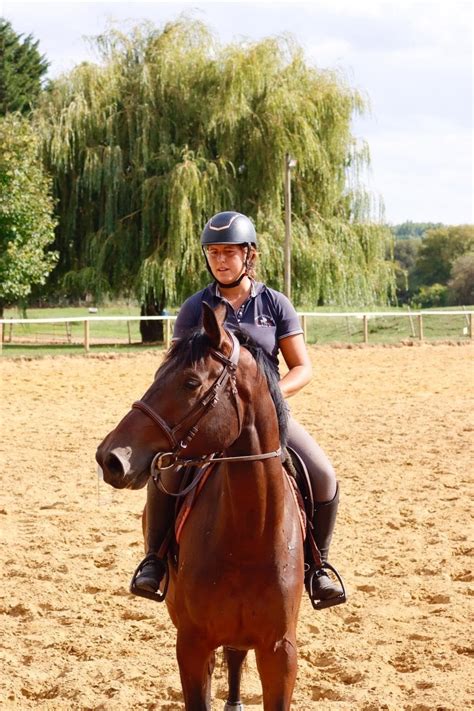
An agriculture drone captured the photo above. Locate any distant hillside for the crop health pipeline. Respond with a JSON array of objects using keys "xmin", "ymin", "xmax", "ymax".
[{"xmin": 390, "ymin": 221, "xmax": 444, "ymax": 239}]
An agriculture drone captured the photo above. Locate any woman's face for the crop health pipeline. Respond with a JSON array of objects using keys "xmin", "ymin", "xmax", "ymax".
[{"xmin": 206, "ymin": 244, "xmax": 247, "ymax": 284}]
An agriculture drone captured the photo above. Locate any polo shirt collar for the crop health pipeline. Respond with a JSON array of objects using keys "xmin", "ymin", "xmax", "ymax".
[{"xmin": 212, "ymin": 280, "xmax": 262, "ymax": 299}]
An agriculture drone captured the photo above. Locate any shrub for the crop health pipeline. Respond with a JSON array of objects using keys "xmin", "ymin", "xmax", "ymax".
[{"xmin": 411, "ymin": 283, "xmax": 449, "ymax": 309}]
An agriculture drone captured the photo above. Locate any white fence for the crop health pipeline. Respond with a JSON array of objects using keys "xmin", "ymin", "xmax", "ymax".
[
  {"xmin": 0, "ymin": 315, "xmax": 175, "ymax": 353},
  {"xmin": 0, "ymin": 310, "xmax": 472, "ymax": 353},
  {"xmin": 297, "ymin": 310, "xmax": 474, "ymax": 345}
]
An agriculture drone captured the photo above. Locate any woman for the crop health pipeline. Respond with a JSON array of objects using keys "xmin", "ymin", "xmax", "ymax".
[{"xmin": 134, "ymin": 211, "xmax": 344, "ymax": 607}]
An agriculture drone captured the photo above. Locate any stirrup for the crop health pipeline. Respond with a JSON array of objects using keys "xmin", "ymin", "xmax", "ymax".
[
  {"xmin": 129, "ymin": 554, "xmax": 169, "ymax": 603},
  {"xmin": 306, "ymin": 561, "xmax": 347, "ymax": 611}
]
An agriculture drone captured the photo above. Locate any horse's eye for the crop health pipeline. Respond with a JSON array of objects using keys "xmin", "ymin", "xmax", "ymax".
[{"xmin": 184, "ymin": 379, "xmax": 201, "ymax": 390}]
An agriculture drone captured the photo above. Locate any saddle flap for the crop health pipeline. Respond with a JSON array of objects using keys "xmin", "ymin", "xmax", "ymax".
[{"xmin": 284, "ymin": 446, "xmax": 315, "ymax": 521}]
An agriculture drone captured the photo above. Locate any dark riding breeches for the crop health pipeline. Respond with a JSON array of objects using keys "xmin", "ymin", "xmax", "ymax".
[{"xmin": 287, "ymin": 417, "xmax": 337, "ymax": 503}]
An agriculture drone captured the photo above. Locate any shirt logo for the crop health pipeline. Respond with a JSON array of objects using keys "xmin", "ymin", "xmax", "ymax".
[{"xmin": 255, "ymin": 314, "xmax": 275, "ymax": 327}]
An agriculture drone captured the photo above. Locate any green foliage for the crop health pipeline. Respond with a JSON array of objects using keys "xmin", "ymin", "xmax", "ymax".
[
  {"xmin": 393, "ymin": 238, "xmax": 422, "ymax": 304},
  {"xmin": 412, "ymin": 225, "xmax": 474, "ymax": 289},
  {"xmin": 0, "ymin": 113, "xmax": 58, "ymax": 314},
  {"xmin": 394, "ymin": 238, "xmax": 421, "ymax": 272},
  {"xmin": 448, "ymin": 252, "xmax": 474, "ymax": 305},
  {"xmin": 34, "ymin": 18, "xmax": 394, "ymax": 311},
  {"xmin": 0, "ymin": 19, "xmax": 49, "ymax": 115},
  {"xmin": 391, "ymin": 226, "xmax": 474, "ymax": 305},
  {"xmin": 391, "ymin": 221, "xmax": 443, "ymax": 240},
  {"xmin": 411, "ymin": 284, "xmax": 449, "ymax": 309}
]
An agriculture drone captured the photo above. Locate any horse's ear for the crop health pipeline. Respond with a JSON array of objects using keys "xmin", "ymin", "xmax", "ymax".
[{"xmin": 202, "ymin": 302, "xmax": 227, "ymax": 350}]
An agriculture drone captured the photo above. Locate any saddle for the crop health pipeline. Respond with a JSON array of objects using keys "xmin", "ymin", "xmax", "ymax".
[{"xmin": 283, "ymin": 446, "xmax": 314, "ymax": 521}]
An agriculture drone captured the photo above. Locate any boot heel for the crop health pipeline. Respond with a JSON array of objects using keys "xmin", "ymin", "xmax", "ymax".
[
  {"xmin": 130, "ymin": 554, "xmax": 169, "ymax": 603},
  {"xmin": 307, "ymin": 562, "xmax": 347, "ymax": 611}
]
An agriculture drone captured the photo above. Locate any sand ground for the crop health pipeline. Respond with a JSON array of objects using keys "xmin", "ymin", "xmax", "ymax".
[{"xmin": 1, "ymin": 343, "xmax": 473, "ymax": 710}]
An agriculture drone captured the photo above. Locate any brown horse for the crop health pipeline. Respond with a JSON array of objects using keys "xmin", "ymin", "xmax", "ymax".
[{"xmin": 96, "ymin": 303, "xmax": 305, "ymax": 709}]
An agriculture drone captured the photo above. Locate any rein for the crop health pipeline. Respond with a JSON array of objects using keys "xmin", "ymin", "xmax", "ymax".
[
  {"xmin": 152, "ymin": 446, "xmax": 283, "ymax": 499},
  {"xmin": 131, "ymin": 329, "xmax": 283, "ymax": 497}
]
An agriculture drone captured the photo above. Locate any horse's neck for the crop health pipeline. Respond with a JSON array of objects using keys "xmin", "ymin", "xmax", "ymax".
[
  {"xmin": 228, "ymin": 397, "xmax": 280, "ymax": 460},
  {"xmin": 218, "ymin": 459, "xmax": 286, "ymax": 550},
  {"xmin": 220, "ymin": 397, "xmax": 286, "ymax": 531}
]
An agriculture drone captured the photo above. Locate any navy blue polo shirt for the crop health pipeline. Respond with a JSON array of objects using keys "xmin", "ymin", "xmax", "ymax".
[{"xmin": 173, "ymin": 281, "xmax": 303, "ymax": 374}]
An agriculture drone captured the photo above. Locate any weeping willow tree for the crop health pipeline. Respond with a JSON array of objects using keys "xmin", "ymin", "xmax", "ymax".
[{"xmin": 34, "ymin": 18, "xmax": 394, "ymax": 340}]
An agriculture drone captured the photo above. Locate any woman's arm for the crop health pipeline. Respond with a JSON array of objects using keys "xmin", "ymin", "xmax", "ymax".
[{"xmin": 278, "ymin": 333, "xmax": 313, "ymax": 398}]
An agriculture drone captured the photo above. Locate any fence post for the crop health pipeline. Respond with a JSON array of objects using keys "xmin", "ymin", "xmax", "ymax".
[
  {"xmin": 301, "ymin": 315, "xmax": 307, "ymax": 342},
  {"xmin": 418, "ymin": 314, "xmax": 424, "ymax": 341},
  {"xmin": 0, "ymin": 322, "xmax": 3, "ymax": 353},
  {"xmin": 469, "ymin": 313, "xmax": 473, "ymax": 340},
  {"xmin": 165, "ymin": 318, "xmax": 171, "ymax": 349},
  {"xmin": 84, "ymin": 320, "xmax": 90, "ymax": 353},
  {"xmin": 407, "ymin": 306, "xmax": 416, "ymax": 338},
  {"xmin": 363, "ymin": 315, "xmax": 369, "ymax": 344}
]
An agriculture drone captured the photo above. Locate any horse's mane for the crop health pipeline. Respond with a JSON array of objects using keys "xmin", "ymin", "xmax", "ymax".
[
  {"xmin": 158, "ymin": 328, "xmax": 288, "ymax": 447},
  {"xmin": 234, "ymin": 329, "xmax": 289, "ymax": 448}
]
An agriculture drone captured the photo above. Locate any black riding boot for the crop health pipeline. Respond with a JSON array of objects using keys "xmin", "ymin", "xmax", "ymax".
[
  {"xmin": 133, "ymin": 479, "xmax": 174, "ymax": 594},
  {"xmin": 306, "ymin": 485, "xmax": 346, "ymax": 608}
]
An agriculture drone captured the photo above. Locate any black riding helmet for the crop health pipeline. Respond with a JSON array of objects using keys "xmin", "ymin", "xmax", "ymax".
[
  {"xmin": 201, "ymin": 211, "xmax": 257, "ymax": 288},
  {"xmin": 201, "ymin": 211, "xmax": 257, "ymax": 247}
]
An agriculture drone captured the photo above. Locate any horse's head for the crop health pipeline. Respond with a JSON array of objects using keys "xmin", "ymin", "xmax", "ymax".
[{"xmin": 95, "ymin": 303, "xmax": 246, "ymax": 490}]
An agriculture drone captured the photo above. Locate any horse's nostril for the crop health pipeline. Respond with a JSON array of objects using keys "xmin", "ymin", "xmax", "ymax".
[{"xmin": 105, "ymin": 452, "xmax": 125, "ymax": 477}]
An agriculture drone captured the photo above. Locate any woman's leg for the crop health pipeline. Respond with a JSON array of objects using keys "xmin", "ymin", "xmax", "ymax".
[
  {"xmin": 287, "ymin": 417, "xmax": 345, "ymax": 606},
  {"xmin": 287, "ymin": 417, "xmax": 337, "ymax": 502}
]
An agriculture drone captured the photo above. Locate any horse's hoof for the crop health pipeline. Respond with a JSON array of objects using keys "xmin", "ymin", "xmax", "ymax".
[{"xmin": 224, "ymin": 702, "xmax": 244, "ymax": 710}]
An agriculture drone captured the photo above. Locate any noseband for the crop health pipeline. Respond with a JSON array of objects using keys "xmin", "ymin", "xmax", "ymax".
[{"xmin": 132, "ymin": 330, "xmax": 281, "ymax": 492}]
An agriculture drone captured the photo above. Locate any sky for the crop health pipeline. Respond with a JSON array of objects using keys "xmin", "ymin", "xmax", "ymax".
[{"xmin": 1, "ymin": 0, "xmax": 473, "ymax": 225}]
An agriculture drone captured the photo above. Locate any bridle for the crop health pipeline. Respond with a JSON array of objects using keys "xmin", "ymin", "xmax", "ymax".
[{"xmin": 132, "ymin": 329, "xmax": 281, "ymax": 495}]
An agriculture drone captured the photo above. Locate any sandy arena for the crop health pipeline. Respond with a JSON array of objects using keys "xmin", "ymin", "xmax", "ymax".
[{"xmin": 1, "ymin": 343, "xmax": 473, "ymax": 710}]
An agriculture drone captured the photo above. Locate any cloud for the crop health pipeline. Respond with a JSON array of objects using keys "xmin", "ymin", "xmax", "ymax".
[
  {"xmin": 3, "ymin": 0, "xmax": 472, "ymax": 223},
  {"xmin": 357, "ymin": 116, "xmax": 473, "ymax": 223}
]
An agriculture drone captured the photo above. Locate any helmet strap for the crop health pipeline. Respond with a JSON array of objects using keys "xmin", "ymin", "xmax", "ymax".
[{"xmin": 216, "ymin": 272, "xmax": 247, "ymax": 289}]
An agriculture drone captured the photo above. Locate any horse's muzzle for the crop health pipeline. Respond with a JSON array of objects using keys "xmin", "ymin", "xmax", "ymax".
[{"xmin": 95, "ymin": 445, "xmax": 149, "ymax": 490}]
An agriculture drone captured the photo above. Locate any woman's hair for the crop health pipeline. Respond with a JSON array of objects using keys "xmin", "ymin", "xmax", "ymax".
[{"xmin": 246, "ymin": 245, "xmax": 258, "ymax": 280}]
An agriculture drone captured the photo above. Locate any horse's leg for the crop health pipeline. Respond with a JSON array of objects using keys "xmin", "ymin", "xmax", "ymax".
[
  {"xmin": 207, "ymin": 650, "xmax": 216, "ymax": 708},
  {"xmin": 255, "ymin": 637, "xmax": 297, "ymax": 711},
  {"xmin": 224, "ymin": 647, "xmax": 247, "ymax": 710},
  {"xmin": 141, "ymin": 505, "xmax": 146, "ymax": 548},
  {"xmin": 176, "ymin": 630, "xmax": 215, "ymax": 710}
]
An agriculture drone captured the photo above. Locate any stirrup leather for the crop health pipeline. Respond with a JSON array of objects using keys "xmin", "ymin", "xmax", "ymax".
[
  {"xmin": 306, "ymin": 561, "xmax": 347, "ymax": 611},
  {"xmin": 129, "ymin": 553, "xmax": 169, "ymax": 603}
]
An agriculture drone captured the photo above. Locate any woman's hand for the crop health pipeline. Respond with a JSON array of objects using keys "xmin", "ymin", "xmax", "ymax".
[{"xmin": 278, "ymin": 333, "xmax": 313, "ymax": 398}]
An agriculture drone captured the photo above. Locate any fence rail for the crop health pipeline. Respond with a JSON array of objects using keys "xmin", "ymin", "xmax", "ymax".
[{"xmin": 0, "ymin": 311, "xmax": 473, "ymax": 354}]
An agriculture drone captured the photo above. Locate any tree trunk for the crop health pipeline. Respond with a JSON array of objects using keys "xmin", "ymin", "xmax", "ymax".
[{"xmin": 139, "ymin": 295, "xmax": 165, "ymax": 343}]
